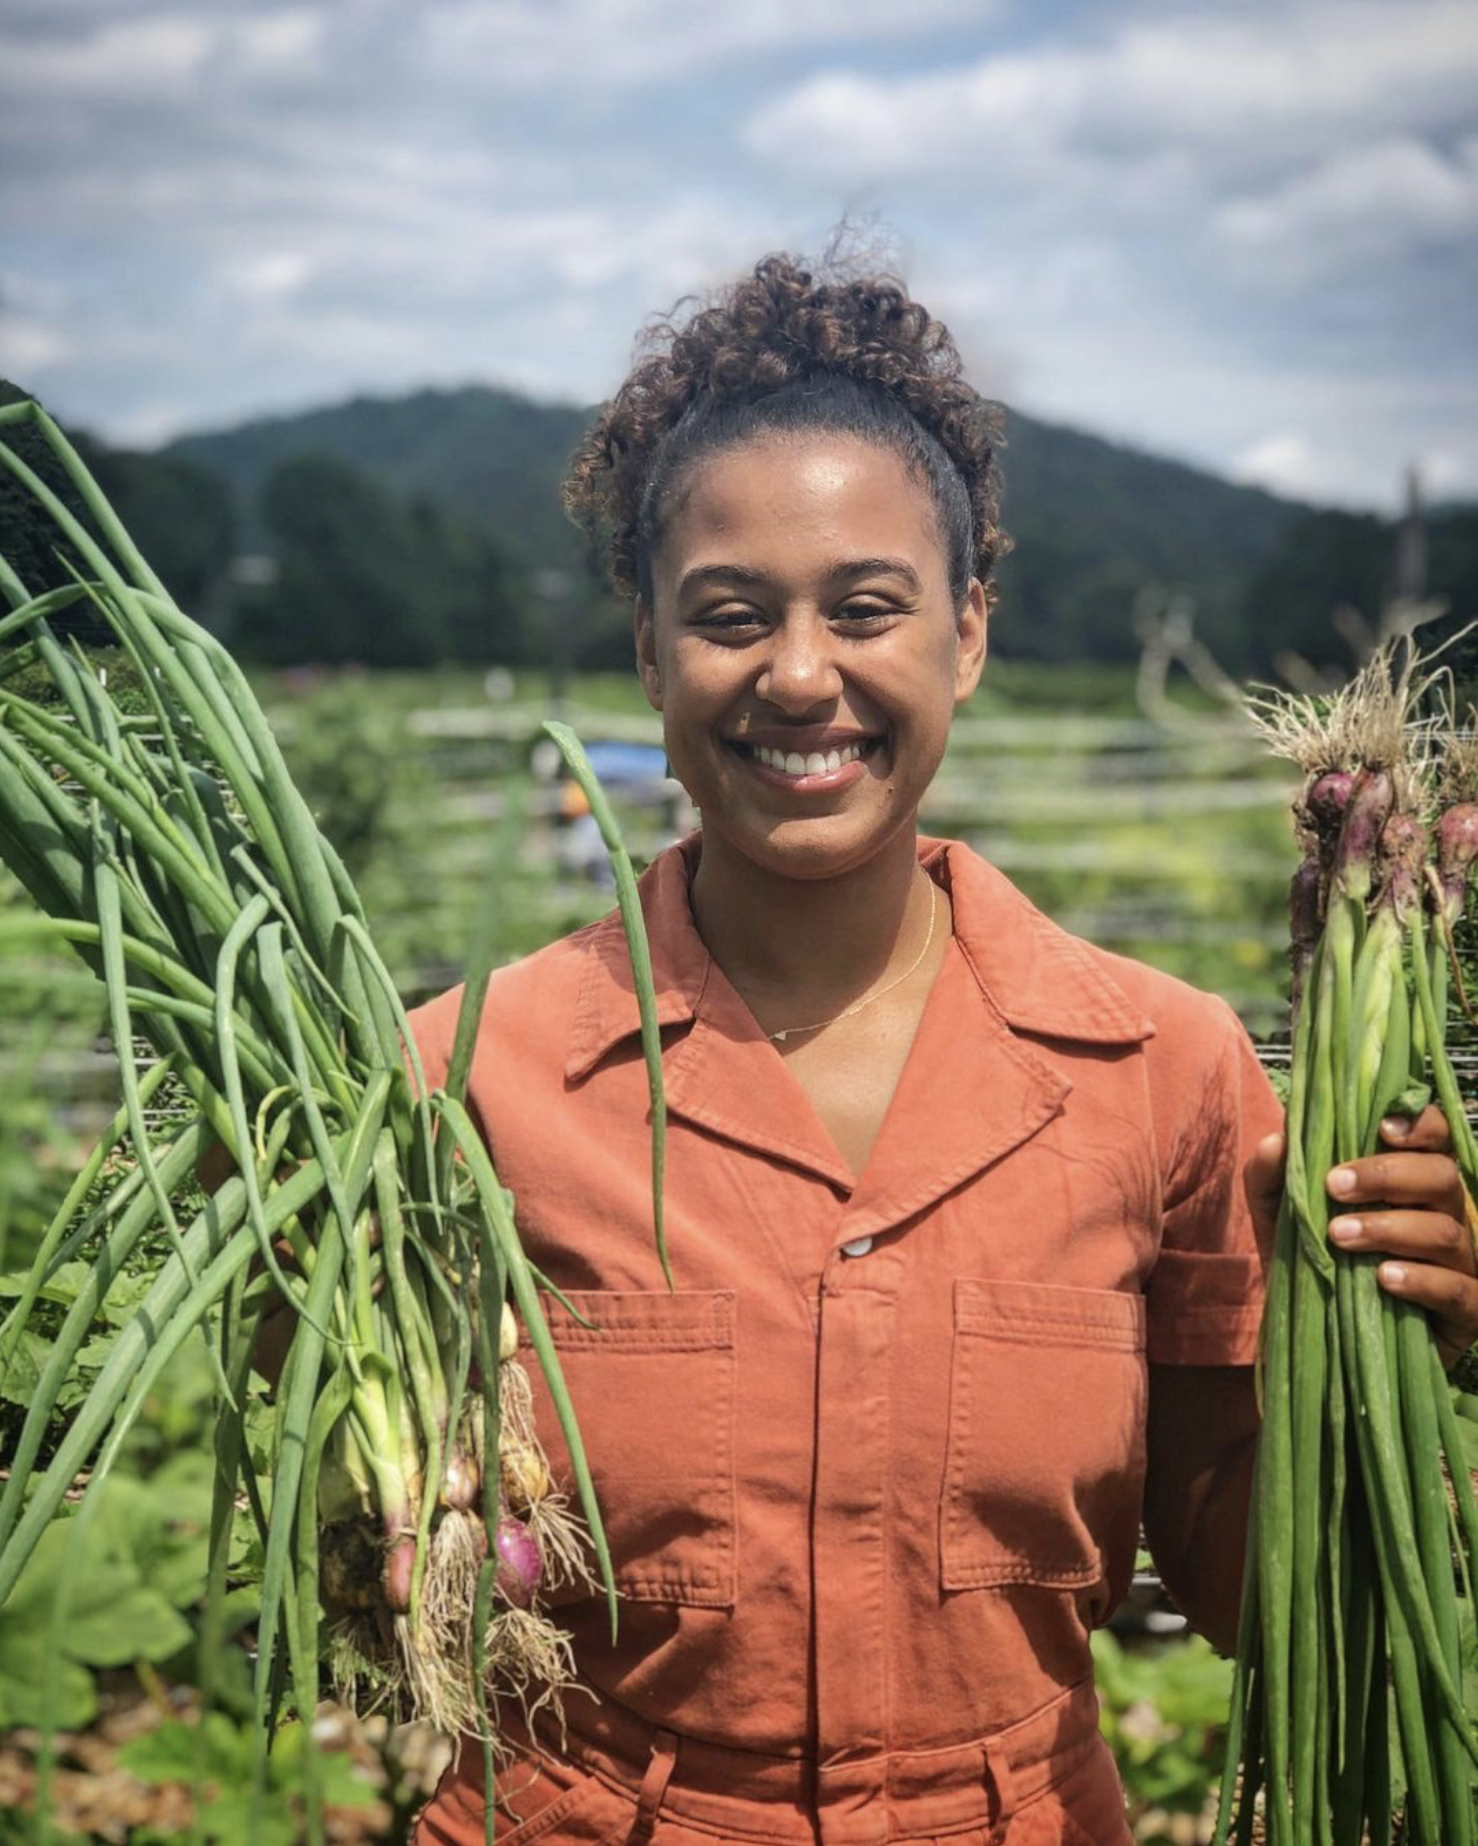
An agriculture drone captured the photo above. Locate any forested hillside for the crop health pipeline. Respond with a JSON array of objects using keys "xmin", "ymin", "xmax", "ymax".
[
  {"xmin": 166, "ymin": 386, "xmax": 1478, "ymax": 678},
  {"xmin": 170, "ymin": 387, "xmax": 587, "ymax": 577},
  {"xmin": 6, "ymin": 377, "xmax": 1475, "ymax": 676}
]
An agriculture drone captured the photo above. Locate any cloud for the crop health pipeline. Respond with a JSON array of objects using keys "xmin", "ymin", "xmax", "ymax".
[
  {"xmin": 0, "ymin": 312, "xmax": 70, "ymax": 375},
  {"xmin": 744, "ymin": 4, "xmax": 1478, "ymax": 187},
  {"xmin": 0, "ymin": 0, "xmax": 989, "ymax": 112},
  {"xmin": 0, "ymin": 14, "xmax": 213, "ymax": 94},
  {"xmin": 1213, "ymin": 138, "xmax": 1478, "ymax": 285},
  {"xmin": 0, "ymin": 8, "xmax": 327, "ymax": 97},
  {"xmin": 419, "ymin": 0, "xmax": 996, "ymax": 90},
  {"xmin": 1231, "ymin": 424, "xmax": 1478, "ymax": 512},
  {"xmin": 1230, "ymin": 431, "xmax": 1326, "ymax": 500},
  {"xmin": 1, "ymin": 0, "xmax": 1473, "ymax": 509}
]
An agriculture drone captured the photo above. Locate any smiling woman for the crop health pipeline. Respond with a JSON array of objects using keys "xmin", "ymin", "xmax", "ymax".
[{"xmin": 404, "ymin": 252, "xmax": 1476, "ymax": 1846}]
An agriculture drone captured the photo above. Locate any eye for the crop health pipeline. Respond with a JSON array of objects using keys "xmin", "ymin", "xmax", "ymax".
[
  {"xmin": 691, "ymin": 605, "xmax": 764, "ymax": 635},
  {"xmin": 834, "ymin": 602, "xmax": 896, "ymax": 628}
]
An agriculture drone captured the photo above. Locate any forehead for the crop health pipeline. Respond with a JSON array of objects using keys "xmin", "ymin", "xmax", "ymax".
[{"xmin": 656, "ymin": 435, "xmax": 944, "ymax": 580}]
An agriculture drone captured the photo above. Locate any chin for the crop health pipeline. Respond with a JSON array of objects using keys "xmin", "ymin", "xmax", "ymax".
[{"xmin": 730, "ymin": 814, "xmax": 913, "ymax": 883}]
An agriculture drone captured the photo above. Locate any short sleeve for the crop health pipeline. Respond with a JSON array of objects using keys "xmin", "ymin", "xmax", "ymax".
[
  {"xmin": 1143, "ymin": 998, "xmax": 1284, "ymax": 1366},
  {"xmin": 402, "ymin": 984, "xmax": 465, "ymax": 1098}
]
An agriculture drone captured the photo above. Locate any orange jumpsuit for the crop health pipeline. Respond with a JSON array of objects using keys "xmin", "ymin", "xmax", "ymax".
[{"xmin": 408, "ymin": 836, "xmax": 1281, "ymax": 1845}]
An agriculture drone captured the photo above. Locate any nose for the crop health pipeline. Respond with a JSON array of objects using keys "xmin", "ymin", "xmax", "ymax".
[{"xmin": 754, "ymin": 613, "xmax": 843, "ymax": 713}]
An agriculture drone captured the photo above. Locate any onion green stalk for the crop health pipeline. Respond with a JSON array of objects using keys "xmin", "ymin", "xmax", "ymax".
[
  {"xmin": 1217, "ymin": 644, "xmax": 1478, "ymax": 1844},
  {"xmin": 0, "ymin": 399, "xmax": 668, "ymax": 1795}
]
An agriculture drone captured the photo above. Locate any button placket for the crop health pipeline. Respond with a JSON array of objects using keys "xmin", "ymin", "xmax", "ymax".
[{"xmin": 811, "ymin": 1250, "xmax": 904, "ymax": 1830}]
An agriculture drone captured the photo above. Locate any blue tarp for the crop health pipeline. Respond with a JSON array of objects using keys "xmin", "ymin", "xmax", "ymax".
[{"xmin": 577, "ymin": 741, "xmax": 670, "ymax": 785}]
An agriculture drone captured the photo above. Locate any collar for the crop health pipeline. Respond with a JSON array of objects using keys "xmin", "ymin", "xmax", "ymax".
[
  {"xmin": 925, "ymin": 837, "xmax": 1155, "ymax": 1045},
  {"xmin": 565, "ymin": 835, "xmax": 709, "ymax": 1082},
  {"xmin": 565, "ymin": 834, "xmax": 1152, "ymax": 1085}
]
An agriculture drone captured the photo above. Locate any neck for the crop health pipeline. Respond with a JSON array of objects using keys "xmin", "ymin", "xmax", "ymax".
[{"xmin": 690, "ymin": 824, "xmax": 934, "ymax": 1013}]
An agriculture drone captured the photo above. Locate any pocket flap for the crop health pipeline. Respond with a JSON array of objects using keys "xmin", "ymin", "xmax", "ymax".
[
  {"xmin": 955, "ymin": 1278, "xmax": 1145, "ymax": 1352},
  {"xmin": 536, "ymin": 1288, "xmax": 735, "ymax": 1352},
  {"xmin": 520, "ymin": 1288, "xmax": 737, "ymax": 1607},
  {"xmin": 942, "ymin": 1278, "xmax": 1147, "ymax": 1593}
]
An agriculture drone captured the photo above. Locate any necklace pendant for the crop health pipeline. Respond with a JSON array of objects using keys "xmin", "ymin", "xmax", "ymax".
[{"xmin": 770, "ymin": 1028, "xmax": 789, "ymax": 1044}]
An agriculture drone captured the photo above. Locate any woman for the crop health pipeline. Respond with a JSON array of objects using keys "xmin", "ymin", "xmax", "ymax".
[{"xmin": 409, "ymin": 254, "xmax": 1478, "ymax": 1844}]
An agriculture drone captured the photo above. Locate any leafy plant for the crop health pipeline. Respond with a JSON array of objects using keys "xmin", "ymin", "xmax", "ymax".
[
  {"xmin": 0, "ymin": 1461, "xmax": 210, "ymax": 1730},
  {"xmin": 1093, "ymin": 1630, "xmax": 1234, "ymax": 1842},
  {"xmin": 120, "ymin": 1713, "xmax": 378, "ymax": 1846}
]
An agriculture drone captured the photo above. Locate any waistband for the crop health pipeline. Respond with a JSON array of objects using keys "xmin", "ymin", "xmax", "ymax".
[{"xmin": 524, "ymin": 1677, "xmax": 1105, "ymax": 1844}]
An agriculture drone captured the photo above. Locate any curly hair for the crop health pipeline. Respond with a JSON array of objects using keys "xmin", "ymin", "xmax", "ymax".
[{"xmin": 563, "ymin": 251, "xmax": 1007, "ymax": 609}]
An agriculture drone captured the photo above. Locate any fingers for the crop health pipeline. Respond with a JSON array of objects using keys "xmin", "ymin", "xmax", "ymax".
[
  {"xmin": 1369, "ymin": 1255, "xmax": 1478, "ymax": 1371},
  {"xmin": 1244, "ymin": 1130, "xmax": 1286, "ymax": 1217},
  {"xmin": 1326, "ymin": 1148, "xmax": 1465, "ymax": 1222},
  {"xmin": 1326, "ymin": 1150, "xmax": 1478, "ymax": 1368},
  {"xmin": 1244, "ymin": 1130, "xmax": 1286, "ymax": 1258},
  {"xmin": 1328, "ymin": 1206, "xmax": 1476, "ymax": 1277},
  {"xmin": 1376, "ymin": 1104, "xmax": 1453, "ymax": 1154}
]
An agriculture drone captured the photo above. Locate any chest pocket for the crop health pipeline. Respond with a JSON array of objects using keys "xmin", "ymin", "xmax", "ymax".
[
  {"xmin": 940, "ymin": 1278, "xmax": 1146, "ymax": 1592},
  {"xmin": 523, "ymin": 1289, "xmax": 737, "ymax": 1608}
]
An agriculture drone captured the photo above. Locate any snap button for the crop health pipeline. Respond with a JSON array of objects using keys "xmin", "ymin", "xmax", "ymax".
[{"xmin": 840, "ymin": 1235, "xmax": 874, "ymax": 1258}]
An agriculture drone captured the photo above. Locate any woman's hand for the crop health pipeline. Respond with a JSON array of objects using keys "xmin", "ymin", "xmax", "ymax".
[{"xmin": 1246, "ymin": 1109, "xmax": 1478, "ymax": 1372}]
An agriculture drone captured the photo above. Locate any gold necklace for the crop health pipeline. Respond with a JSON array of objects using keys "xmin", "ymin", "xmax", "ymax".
[{"xmin": 766, "ymin": 880, "xmax": 940, "ymax": 1044}]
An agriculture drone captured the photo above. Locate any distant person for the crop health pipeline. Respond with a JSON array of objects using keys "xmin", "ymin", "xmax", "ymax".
[
  {"xmin": 407, "ymin": 252, "xmax": 1477, "ymax": 1844},
  {"xmin": 556, "ymin": 777, "xmax": 614, "ymax": 887}
]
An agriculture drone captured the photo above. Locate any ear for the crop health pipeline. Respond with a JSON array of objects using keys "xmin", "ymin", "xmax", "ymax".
[
  {"xmin": 953, "ymin": 578, "xmax": 988, "ymax": 705},
  {"xmin": 634, "ymin": 597, "xmax": 662, "ymax": 711}
]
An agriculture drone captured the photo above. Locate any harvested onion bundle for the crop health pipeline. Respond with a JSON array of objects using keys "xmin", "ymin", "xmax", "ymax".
[
  {"xmin": 1217, "ymin": 645, "xmax": 1478, "ymax": 1844},
  {"xmin": 0, "ymin": 401, "xmax": 667, "ymax": 1770}
]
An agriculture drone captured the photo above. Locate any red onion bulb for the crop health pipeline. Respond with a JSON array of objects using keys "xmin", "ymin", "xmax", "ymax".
[{"xmin": 495, "ymin": 1514, "xmax": 543, "ymax": 1609}]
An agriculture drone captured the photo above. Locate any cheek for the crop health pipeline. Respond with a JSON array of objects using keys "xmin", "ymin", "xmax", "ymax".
[{"xmin": 890, "ymin": 638, "xmax": 963, "ymax": 720}]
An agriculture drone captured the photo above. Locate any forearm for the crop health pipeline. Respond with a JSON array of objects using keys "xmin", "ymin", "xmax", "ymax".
[{"xmin": 1142, "ymin": 1362, "xmax": 1259, "ymax": 1656}]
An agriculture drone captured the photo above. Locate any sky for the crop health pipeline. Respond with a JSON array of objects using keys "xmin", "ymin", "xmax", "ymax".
[{"xmin": 2, "ymin": 0, "xmax": 1475, "ymax": 512}]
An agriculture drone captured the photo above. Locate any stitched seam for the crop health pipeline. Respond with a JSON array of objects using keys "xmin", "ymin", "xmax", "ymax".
[
  {"xmin": 615, "ymin": 1581, "xmax": 733, "ymax": 1600},
  {"xmin": 955, "ymin": 1326, "xmax": 1145, "ymax": 1354},
  {"xmin": 947, "ymin": 1558, "xmax": 1101, "ymax": 1587},
  {"xmin": 542, "ymin": 1330, "xmax": 732, "ymax": 1350}
]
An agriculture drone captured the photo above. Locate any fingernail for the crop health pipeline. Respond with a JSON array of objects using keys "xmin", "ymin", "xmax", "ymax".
[
  {"xmin": 1380, "ymin": 1262, "xmax": 1407, "ymax": 1288},
  {"xmin": 1381, "ymin": 1115, "xmax": 1412, "ymax": 1139},
  {"xmin": 1328, "ymin": 1166, "xmax": 1357, "ymax": 1196},
  {"xmin": 1329, "ymin": 1216, "xmax": 1361, "ymax": 1242}
]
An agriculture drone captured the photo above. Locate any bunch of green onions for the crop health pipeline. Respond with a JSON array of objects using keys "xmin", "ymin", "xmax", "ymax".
[
  {"xmin": 0, "ymin": 400, "xmax": 668, "ymax": 1772},
  {"xmin": 1217, "ymin": 644, "xmax": 1478, "ymax": 1843}
]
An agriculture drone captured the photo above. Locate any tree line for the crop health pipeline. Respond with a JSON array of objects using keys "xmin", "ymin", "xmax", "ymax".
[{"xmin": 4, "ymin": 379, "xmax": 1476, "ymax": 681}]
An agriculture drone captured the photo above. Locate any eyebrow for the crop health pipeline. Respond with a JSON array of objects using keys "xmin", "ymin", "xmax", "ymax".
[
  {"xmin": 831, "ymin": 557, "xmax": 922, "ymax": 589},
  {"xmin": 676, "ymin": 563, "xmax": 769, "ymax": 597},
  {"xmin": 676, "ymin": 556, "xmax": 923, "ymax": 597}
]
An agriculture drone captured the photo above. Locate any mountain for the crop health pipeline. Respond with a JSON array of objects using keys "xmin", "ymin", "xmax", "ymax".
[
  {"xmin": 0, "ymin": 376, "xmax": 1445, "ymax": 675},
  {"xmin": 993, "ymin": 412, "xmax": 1303, "ymax": 666},
  {"xmin": 163, "ymin": 383, "xmax": 1322, "ymax": 669},
  {"xmin": 168, "ymin": 385, "xmax": 590, "ymax": 575}
]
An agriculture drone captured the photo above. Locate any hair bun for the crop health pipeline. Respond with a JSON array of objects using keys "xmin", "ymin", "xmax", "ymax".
[{"xmin": 565, "ymin": 248, "xmax": 1007, "ymax": 605}]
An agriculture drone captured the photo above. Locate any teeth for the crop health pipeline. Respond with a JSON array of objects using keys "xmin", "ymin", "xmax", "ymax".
[{"xmin": 750, "ymin": 742, "xmax": 866, "ymax": 776}]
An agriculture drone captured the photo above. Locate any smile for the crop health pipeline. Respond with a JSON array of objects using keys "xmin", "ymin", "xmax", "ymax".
[
  {"xmin": 751, "ymin": 740, "xmax": 866, "ymax": 777},
  {"xmin": 725, "ymin": 736, "xmax": 880, "ymax": 788}
]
